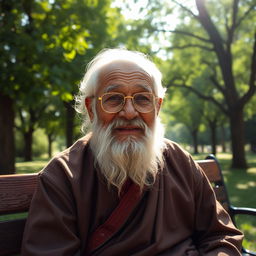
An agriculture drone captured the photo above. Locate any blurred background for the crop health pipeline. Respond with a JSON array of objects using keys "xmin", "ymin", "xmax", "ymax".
[
  {"xmin": 0, "ymin": 0, "xmax": 255, "ymax": 250},
  {"xmin": 1, "ymin": 0, "xmax": 255, "ymax": 171},
  {"xmin": 0, "ymin": 0, "xmax": 256, "ymax": 173}
]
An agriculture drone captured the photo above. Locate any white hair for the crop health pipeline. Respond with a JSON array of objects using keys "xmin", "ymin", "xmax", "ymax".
[{"xmin": 75, "ymin": 48, "xmax": 166, "ymax": 133}]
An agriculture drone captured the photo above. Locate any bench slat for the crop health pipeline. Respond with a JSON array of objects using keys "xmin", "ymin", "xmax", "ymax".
[
  {"xmin": 196, "ymin": 159, "xmax": 222, "ymax": 183},
  {"xmin": 196, "ymin": 159, "xmax": 230, "ymax": 212},
  {"xmin": 0, "ymin": 174, "xmax": 38, "ymax": 215}
]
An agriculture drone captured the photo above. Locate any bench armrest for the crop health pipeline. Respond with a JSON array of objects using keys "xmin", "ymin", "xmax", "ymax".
[
  {"xmin": 230, "ymin": 206, "xmax": 256, "ymax": 256},
  {"xmin": 241, "ymin": 248, "xmax": 256, "ymax": 256},
  {"xmin": 230, "ymin": 205, "xmax": 256, "ymax": 216}
]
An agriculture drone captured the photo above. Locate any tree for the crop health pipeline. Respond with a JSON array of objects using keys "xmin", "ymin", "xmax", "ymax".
[
  {"xmin": 202, "ymin": 101, "xmax": 228, "ymax": 155},
  {"xmin": 162, "ymin": 88, "xmax": 204, "ymax": 154},
  {"xmin": 16, "ymin": 104, "xmax": 46, "ymax": 161},
  {"xmin": 0, "ymin": 0, "xmax": 122, "ymax": 170},
  {"xmin": 193, "ymin": 0, "xmax": 255, "ymax": 168},
  {"xmin": 153, "ymin": 0, "xmax": 256, "ymax": 168},
  {"xmin": 39, "ymin": 100, "xmax": 63, "ymax": 158},
  {"xmin": 0, "ymin": 0, "xmax": 24, "ymax": 171}
]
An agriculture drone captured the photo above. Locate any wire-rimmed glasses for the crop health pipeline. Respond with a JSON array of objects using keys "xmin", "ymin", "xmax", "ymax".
[{"xmin": 98, "ymin": 92, "xmax": 156, "ymax": 113}]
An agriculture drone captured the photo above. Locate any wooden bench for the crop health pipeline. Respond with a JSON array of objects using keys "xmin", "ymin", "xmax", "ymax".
[
  {"xmin": 0, "ymin": 174, "xmax": 37, "ymax": 256},
  {"xmin": 0, "ymin": 155, "xmax": 255, "ymax": 256}
]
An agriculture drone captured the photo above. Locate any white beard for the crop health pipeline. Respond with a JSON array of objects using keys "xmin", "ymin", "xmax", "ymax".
[{"xmin": 89, "ymin": 116, "xmax": 166, "ymax": 194}]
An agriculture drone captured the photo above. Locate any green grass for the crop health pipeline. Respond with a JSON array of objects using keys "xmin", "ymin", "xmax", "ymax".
[
  {"xmin": 15, "ymin": 158, "xmax": 50, "ymax": 174},
  {"xmin": 221, "ymin": 153, "xmax": 256, "ymax": 252},
  {"xmin": 2, "ymin": 153, "xmax": 256, "ymax": 252}
]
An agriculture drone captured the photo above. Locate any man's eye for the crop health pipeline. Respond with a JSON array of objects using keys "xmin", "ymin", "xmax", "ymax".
[
  {"xmin": 104, "ymin": 94, "xmax": 123, "ymax": 105},
  {"xmin": 135, "ymin": 94, "xmax": 151, "ymax": 103}
]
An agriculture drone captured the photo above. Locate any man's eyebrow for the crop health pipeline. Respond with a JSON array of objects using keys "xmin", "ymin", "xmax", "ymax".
[
  {"xmin": 104, "ymin": 84, "xmax": 152, "ymax": 93},
  {"xmin": 104, "ymin": 85, "xmax": 120, "ymax": 92}
]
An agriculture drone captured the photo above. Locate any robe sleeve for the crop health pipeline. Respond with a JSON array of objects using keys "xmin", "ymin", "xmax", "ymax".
[
  {"xmin": 21, "ymin": 162, "xmax": 80, "ymax": 256},
  {"xmin": 192, "ymin": 160, "xmax": 244, "ymax": 256}
]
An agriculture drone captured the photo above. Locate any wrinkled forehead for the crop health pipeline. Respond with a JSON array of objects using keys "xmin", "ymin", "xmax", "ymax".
[{"xmin": 96, "ymin": 60, "xmax": 154, "ymax": 94}]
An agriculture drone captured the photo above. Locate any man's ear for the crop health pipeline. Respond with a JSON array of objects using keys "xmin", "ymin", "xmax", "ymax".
[
  {"xmin": 156, "ymin": 98, "xmax": 163, "ymax": 115},
  {"xmin": 85, "ymin": 97, "xmax": 94, "ymax": 122}
]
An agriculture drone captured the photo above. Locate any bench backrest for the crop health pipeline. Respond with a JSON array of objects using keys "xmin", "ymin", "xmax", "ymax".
[
  {"xmin": 196, "ymin": 155, "xmax": 231, "ymax": 213},
  {"xmin": 0, "ymin": 174, "xmax": 38, "ymax": 256},
  {"xmin": 0, "ymin": 156, "xmax": 231, "ymax": 256}
]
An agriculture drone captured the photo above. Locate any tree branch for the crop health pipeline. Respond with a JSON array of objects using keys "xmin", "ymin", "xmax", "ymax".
[
  {"xmin": 156, "ymin": 29, "xmax": 211, "ymax": 43},
  {"xmin": 36, "ymin": 103, "xmax": 48, "ymax": 120},
  {"xmin": 167, "ymin": 82, "xmax": 229, "ymax": 115},
  {"xmin": 209, "ymin": 75, "xmax": 226, "ymax": 95},
  {"xmin": 226, "ymin": 0, "xmax": 239, "ymax": 48},
  {"xmin": 195, "ymin": 0, "xmax": 225, "ymax": 46},
  {"xmin": 224, "ymin": 11, "xmax": 229, "ymax": 37},
  {"xmin": 168, "ymin": 44, "xmax": 214, "ymax": 52},
  {"xmin": 17, "ymin": 108, "xmax": 26, "ymax": 132},
  {"xmin": 232, "ymin": 0, "xmax": 239, "ymax": 30},
  {"xmin": 171, "ymin": 0, "xmax": 199, "ymax": 20},
  {"xmin": 195, "ymin": 0, "xmax": 239, "ymax": 101},
  {"xmin": 249, "ymin": 32, "xmax": 256, "ymax": 87},
  {"xmin": 239, "ymin": 32, "xmax": 256, "ymax": 108},
  {"xmin": 201, "ymin": 59, "xmax": 226, "ymax": 95},
  {"xmin": 235, "ymin": 3, "xmax": 256, "ymax": 28}
]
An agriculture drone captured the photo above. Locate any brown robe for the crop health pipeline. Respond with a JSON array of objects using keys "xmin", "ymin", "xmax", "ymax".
[{"xmin": 21, "ymin": 134, "xmax": 243, "ymax": 256}]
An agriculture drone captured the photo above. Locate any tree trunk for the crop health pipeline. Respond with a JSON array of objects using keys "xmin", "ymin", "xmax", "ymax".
[
  {"xmin": 64, "ymin": 101, "xmax": 75, "ymax": 147},
  {"xmin": 230, "ymin": 109, "xmax": 247, "ymax": 168},
  {"xmin": 47, "ymin": 133, "xmax": 53, "ymax": 158},
  {"xmin": 191, "ymin": 129, "xmax": 199, "ymax": 154},
  {"xmin": 23, "ymin": 128, "xmax": 34, "ymax": 161},
  {"xmin": 220, "ymin": 125, "xmax": 227, "ymax": 153},
  {"xmin": 209, "ymin": 120, "xmax": 217, "ymax": 155},
  {"xmin": 0, "ymin": 93, "xmax": 15, "ymax": 174}
]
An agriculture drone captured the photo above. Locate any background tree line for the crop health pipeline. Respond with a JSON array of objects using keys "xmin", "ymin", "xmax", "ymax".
[{"xmin": 0, "ymin": 0, "xmax": 255, "ymax": 174}]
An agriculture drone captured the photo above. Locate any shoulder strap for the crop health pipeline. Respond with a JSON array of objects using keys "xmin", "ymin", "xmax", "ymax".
[{"xmin": 86, "ymin": 179, "xmax": 143, "ymax": 254}]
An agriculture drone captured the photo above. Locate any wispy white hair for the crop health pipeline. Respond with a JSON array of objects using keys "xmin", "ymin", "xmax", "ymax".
[{"xmin": 75, "ymin": 48, "xmax": 166, "ymax": 133}]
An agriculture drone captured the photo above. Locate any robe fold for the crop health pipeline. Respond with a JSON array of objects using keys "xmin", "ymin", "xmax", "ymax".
[{"xmin": 21, "ymin": 134, "xmax": 243, "ymax": 256}]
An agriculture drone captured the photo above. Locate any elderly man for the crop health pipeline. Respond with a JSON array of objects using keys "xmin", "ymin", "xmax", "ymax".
[{"xmin": 21, "ymin": 49, "xmax": 243, "ymax": 256}]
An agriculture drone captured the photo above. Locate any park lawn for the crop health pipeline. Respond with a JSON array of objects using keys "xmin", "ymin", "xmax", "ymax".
[
  {"xmin": 8, "ymin": 153, "xmax": 256, "ymax": 251},
  {"xmin": 219, "ymin": 153, "xmax": 256, "ymax": 252},
  {"xmin": 193, "ymin": 152, "xmax": 256, "ymax": 251},
  {"xmin": 15, "ymin": 158, "xmax": 50, "ymax": 173}
]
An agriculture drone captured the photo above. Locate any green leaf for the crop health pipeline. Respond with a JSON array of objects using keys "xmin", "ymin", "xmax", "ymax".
[
  {"xmin": 63, "ymin": 49, "xmax": 76, "ymax": 61},
  {"xmin": 61, "ymin": 92, "xmax": 73, "ymax": 101}
]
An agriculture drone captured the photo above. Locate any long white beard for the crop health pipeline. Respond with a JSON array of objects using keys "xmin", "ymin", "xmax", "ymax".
[{"xmin": 89, "ymin": 116, "xmax": 166, "ymax": 193}]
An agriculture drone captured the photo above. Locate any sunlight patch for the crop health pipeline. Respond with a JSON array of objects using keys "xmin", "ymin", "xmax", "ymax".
[
  {"xmin": 236, "ymin": 181, "xmax": 256, "ymax": 190},
  {"xmin": 248, "ymin": 167, "xmax": 256, "ymax": 174}
]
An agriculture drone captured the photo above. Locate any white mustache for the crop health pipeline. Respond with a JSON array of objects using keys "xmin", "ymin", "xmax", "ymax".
[{"xmin": 110, "ymin": 118, "xmax": 147, "ymax": 130}]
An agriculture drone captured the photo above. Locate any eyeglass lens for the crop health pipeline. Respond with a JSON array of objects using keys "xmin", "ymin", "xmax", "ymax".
[{"xmin": 101, "ymin": 93, "xmax": 155, "ymax": 113}]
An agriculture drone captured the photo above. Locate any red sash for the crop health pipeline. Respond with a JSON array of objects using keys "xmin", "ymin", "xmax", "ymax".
[{"xmin": 86, "ymin": 179, "xmax": 143, "ymax": 254}]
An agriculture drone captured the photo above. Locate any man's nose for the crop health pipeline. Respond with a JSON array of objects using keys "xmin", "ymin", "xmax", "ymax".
[{"xmin": 118, "ymin": 98, "xmax": 139, "ymax": 120}]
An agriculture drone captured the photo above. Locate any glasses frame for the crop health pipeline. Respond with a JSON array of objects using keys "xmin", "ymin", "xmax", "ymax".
[{"xmin": 98, "ymin": 92, "xmax": 157, "ymax": 113}]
